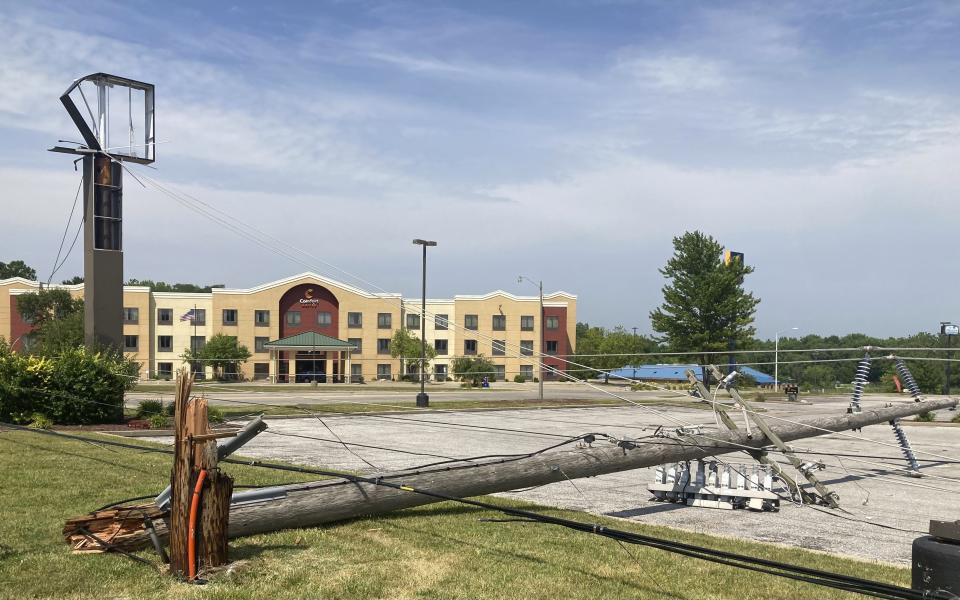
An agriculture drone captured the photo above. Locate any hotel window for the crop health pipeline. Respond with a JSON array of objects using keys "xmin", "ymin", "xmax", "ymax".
[
  {"xmin": 377, "ymin": 338, "xmax": 391, "ymax": 354},
  {"xmin": 492, "ymin": 315, "xmax": 506, "ymax": 331},
  {"xmin": 494, "ymin": 365, "xmax": 505, "ymax": 381},
  {"xmin": 157, "ymin": 335, "xmax": 173, "ymax": 353},
  {"xmin": 520, "ymin": 365, "xmax": 534, "ymax": 379},
  {"xmin": 193, "ymin": 309, "xmax": 206, "ymax": 326},
  {"xmin": 253, "ymin": 363, "xmax": 270, "ymax": 380},
  {"xmin": 434, "ymin": 339, "xmax": 448, "ymax": 355},
  {"xmin": 377, "ymin": 313, "xmax": 392, "ymax": 329},
  {"xmin": 124, "ymin": 335, "xmax": 139, "ymax": 351},
  {"xmin": 492, "ymin": 340, "xmax": 506, "ymax": 356},
  {"xmin": 222, "ymin": 309, "xmax": 238, "ymax": 326},
  {"xmin": 464, "ymin": 339, "xmax": 477, "ymax": 355},
  {"xmin": 317, "ymin": 311, "xmax": 332, "ymax": 326},
  {"xmin": 348, "ymin": 312, "xmax": 362, "ymax": 328},
  {"xmin": 546, "ymin": 316, "xmax": 559, "ymax": 329},
  {"xmin": 406, "ymin": 314, "xmax": 420, "ymax": 329},
  {"xmin": 157, "ymin": 362, "xmax": 174, "ymax": 378},
  {"xmin": 435, "ymin": 364, "xmax": 448, "ymax": 382},
  {"xmin": 520, "ymin": 340, "xmax": 533, "ymax": 356},
  {"xmin": 286, "ymin": 311, "xmax": 301, "ymax": 326},
  {"xmin": 348, "ymin": 338, "xmax": 362, "ymax": 354},
  {"xmin": 434, "ymin": 314, "xmax": 448, "ymax": 330},
  {"xmin": 255, "ymin": 310, "xmax": 270, "ymax": 326},
  {"xmin": 255, "ymin": 337, "xmax": 269, "ymax": 353},
  {"xmin": 157, "ymin": 308, "xmax": 172, "ymax": 325},
  {"xmin": 123, "ymin": 307, "xmax": 139, "ymax": 324},
  {"xmin": 351, "ymin": 364, "xmax": 363, "ymax": 379},
  {"xmin": 190, "ymin": 336, "xmax": 206, "ymax": 352},
  {"xmin": 546, "ymin": 340, "xmax": 559, "ymax": 355},
  {"xmin": 464, "ymin": 314, "xmax": 478, "ymax": 330},
  {"xmin": 520, "ymin": 315, "xmax": 534, "ymax": 331},
  {"xmin": 377, "ymin": 364, "xmax": 392, "ymax": 380}
]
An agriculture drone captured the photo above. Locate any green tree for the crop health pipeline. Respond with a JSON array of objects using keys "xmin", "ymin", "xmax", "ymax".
[
  {"xmin": 650, "ymin": 231, "xmax": 759, "ymax": 382},
  {"xmin": 450, "ymin": 355, "xmax": 496, "ymax": 387},
  {"xmin": 0, "ymin": 260, "xmax": 37, "ymax": 280},
  {"xmin": 15, "ymin": 289, "xmax": 84, "ymax": 354},
  {"xmin": 182, "ymin": 333, "xmax": 251, "ymax": 380},
  {"xmin": 61, "ymin": 275, "xmax": 84, "ymax": 284},
  {"xmin": 390, "ymin": 328, "xmax": 436, "ymax": 380},
  {"xmin": 126, "ymin": 278, "xmax": 224, "ymax": 293}
]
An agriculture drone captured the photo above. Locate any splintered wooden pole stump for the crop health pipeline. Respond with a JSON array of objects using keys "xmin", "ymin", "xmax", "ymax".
[
  {"xmin": 199, "ymin": 441, "xmax": 233, "ymax": 569},
  {"xmin": 168, "ymin": 369, "xmax": 234, "ymax": 578},
  {"xmin": 169, "ymin": 370, "xmax": 197, "ymax": 577}
]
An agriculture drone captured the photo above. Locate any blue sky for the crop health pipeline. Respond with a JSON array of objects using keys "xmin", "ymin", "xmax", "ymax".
[{"xmin": 2, "ymin": 1, "xmax": 959, "ymax": 338}]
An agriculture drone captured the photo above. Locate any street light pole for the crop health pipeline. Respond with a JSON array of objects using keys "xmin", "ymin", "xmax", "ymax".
[
  {"xmin": 519, "ymin": 275, "xmax": 544, "ymax": 402},
  {"xmin": 941, "ymin": 322, "xmax": 957, "ymax": 397},
  {"xmin": 413, "ymin": 239, "xmax": 437, "ymax": 407},
  {"xmin": 774, "ymin": 327, "xmax": 799, "ymax": 392}
]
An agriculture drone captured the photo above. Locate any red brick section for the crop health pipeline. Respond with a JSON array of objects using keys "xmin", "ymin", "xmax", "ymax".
[
  {"xmin": 277, "ymin": 284, "xmax": 340, "ymax": 380},
  {"xmin": 542, "ymin": 306, "xmax": 569, "ymax": 379},
  {"xmin": 8, "ymin": 296, "xmax": 33, "ymax": 352}
]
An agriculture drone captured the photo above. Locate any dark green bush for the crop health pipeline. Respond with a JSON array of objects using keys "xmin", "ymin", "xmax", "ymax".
[
  {"xmin": 0, "ymin": 341, "xmax": 138, "ymax": 425},
  {"xmin": 513, "ymin": 375, "xmax": 526, "ymax": 383},
  {"xmin": 135, "ymin": 400, "xmax": 164, "ymax": 418},
  {"xmin": 915, "ymin": 411, "xmax": 935, "ymax": 422}
]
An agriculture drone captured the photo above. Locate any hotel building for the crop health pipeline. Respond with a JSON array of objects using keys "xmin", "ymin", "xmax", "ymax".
[{"xmin": 0, "ymin": 273, "xmax": 576, "ymax": 383}]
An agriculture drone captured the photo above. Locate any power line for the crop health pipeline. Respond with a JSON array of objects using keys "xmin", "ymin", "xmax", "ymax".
[{"xmin": 48, "ymin": 176, "xmax": 83, "ymax": 285}]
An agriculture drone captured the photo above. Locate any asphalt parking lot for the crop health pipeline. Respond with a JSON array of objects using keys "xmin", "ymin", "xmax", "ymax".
[{"xmin": 144, "ymin": 395, "xmax": 960, "ymax": 565}]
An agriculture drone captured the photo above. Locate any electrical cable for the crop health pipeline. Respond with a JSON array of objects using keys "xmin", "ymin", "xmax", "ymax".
[{"xmin": 48, "ymin": 177, "xmax": 83, "ymax": 285}]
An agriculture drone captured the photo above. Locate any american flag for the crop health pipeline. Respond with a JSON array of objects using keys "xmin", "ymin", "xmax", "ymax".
[{"xmin": 180, "ymin": 309, "xmax": 196, "ymax": 322}]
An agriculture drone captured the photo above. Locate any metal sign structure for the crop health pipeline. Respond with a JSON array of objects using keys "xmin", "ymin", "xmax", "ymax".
[{"xmin": 49, "ymin": 73, "xmax": 155, "ymax": 350}]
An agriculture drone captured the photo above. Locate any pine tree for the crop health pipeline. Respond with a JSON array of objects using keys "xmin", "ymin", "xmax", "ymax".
[{"xmin": 649, "ymin": 231, "xmax": 759, "ymax": 380}]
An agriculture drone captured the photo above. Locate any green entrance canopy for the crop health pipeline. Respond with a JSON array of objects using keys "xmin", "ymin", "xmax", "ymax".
[{"xmin": 263, "ymin": 331, "xmax": 357, "ymax": 351}]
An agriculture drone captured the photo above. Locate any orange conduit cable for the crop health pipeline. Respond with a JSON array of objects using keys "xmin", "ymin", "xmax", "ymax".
[{"xmin": 187, "ymin": 469, "xmax": 208, "ymax": 581}]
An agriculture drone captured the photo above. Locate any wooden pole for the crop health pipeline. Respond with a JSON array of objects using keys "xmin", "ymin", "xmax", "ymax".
[
  {"xmin": 96, "ymin": 396, "xmax": 956, "ymax": 551},
  {"xmin": 221, "ymin": 397, "xmax": 955, "ymax": 539},
  {"xmin": 168, "ymin": 370, "xmax": 195, "ymax": 577},
  {"xmin": 168, "ymin": 369, "xmax": 234, "ymax": 578}
]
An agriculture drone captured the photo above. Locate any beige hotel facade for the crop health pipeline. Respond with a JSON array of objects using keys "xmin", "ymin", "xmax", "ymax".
[{"xmin": 1, "ymin": 273, "xmax": 576, "ymax": 383}]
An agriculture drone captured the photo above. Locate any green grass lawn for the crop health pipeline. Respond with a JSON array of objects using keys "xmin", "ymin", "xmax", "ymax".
[{"xmin": 0, "ymin": 429, "xmax": 909, "ymax": 600}]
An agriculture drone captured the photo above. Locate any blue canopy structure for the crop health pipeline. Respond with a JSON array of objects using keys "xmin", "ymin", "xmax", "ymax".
[{"xmin": 600, "ymin": 364, "xmax": 775, "ymax": 385}]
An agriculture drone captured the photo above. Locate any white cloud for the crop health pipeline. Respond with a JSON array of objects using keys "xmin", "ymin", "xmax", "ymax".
[{"xmin": 613, "ymin": 53, "xmax": 730, "ymax": 92}]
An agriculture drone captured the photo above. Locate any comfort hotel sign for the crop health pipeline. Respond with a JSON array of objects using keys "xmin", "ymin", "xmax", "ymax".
[{"xmin": 300, "ymin": 288, "xmax": 321, "ymax": 305}]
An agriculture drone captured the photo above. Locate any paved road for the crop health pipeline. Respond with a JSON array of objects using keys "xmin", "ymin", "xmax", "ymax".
[
  {"xmin": 142, "ymin": 395, "xmax": 960, "ymax": 564},
  {"xmin": 127, "ymin": 382, "xmax": 687, "ymax": 408}
]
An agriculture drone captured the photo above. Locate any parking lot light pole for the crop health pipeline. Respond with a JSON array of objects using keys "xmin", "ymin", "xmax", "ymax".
[
  {"xmin": 774, "ymin": 327, "xmax": 799, "ymax": 392},
  {"xmin": 413, "ymin": 239, "xmax": 436, "ymax": 407},
  {"xmin": 518, "ymin": 275, "xmax": 544, "ymax": 402}
]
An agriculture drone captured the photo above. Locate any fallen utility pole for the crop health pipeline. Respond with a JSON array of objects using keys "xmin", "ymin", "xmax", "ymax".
[
  {"xmin": 75, "ymin": 396, "xmax": 955, "ymax": 550},
  {"xmin": 221, "ymin": 396, "xmax": 954, "ymax": 539}
]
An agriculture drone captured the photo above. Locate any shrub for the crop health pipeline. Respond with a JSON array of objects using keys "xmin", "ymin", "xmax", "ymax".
[
  {"xmin": 513, "ymin": 375, "xmax": 526, "ymax": 383},
  {"xmin": 148, "ymin": 414, "xmax": 169, "ymax": 429},
  {"xmin": 752, "ymin": 392, "xmax": 767, "ymax": 402},
  {"xmin": 0, "ymin": 341, "xmax": 138, "ymax": 425},
  {"xmin": 28, "ymin": 413, "xmax": 53, "ymax": 429},
  {"xmin": 207, "ymin": 407, "xmax": 225, "ymax": 424},
  {"xmin": 952, "ymin": 413, "xmax": 960, "ymax": 424},
  {"xmin": 164, "ymin": 402, "xmax": 176, "ymax": 417},
  {"xmin": 533, "ymin": 377, "xmax": 539, "ymax": 383},
  {"xmin": 915, "ymin": 411, "xmax": 935, "ymax": 422},
  {"xmin": 135, "ymin": 400, "xmax": 164, "ymax": 418}
]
